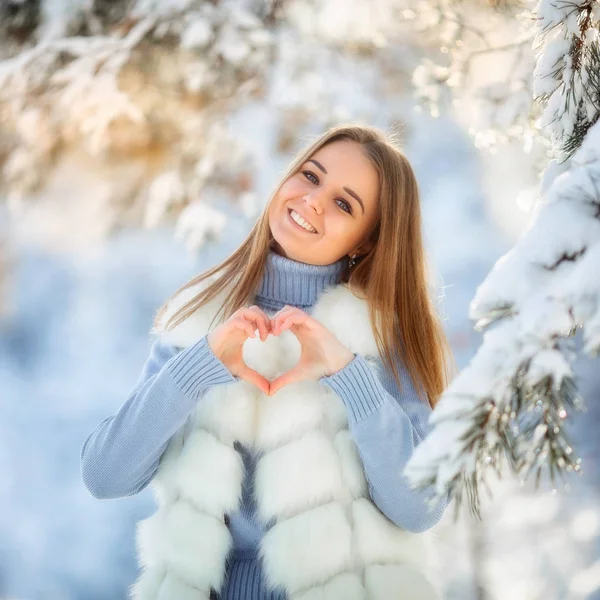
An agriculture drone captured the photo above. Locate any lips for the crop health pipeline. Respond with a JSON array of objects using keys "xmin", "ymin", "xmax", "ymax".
[{"xmin": 288, "ymin": 208, "xmax": 318, "ymax": 233}]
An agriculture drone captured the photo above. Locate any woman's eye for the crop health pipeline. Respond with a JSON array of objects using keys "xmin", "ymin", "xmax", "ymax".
[
  {"xmin": 303, "ymin": 170, "xmax": 319, "ymax": 184},
  {"xmin": 336, "ymin": 199, "xmax": 352, "ymax": 214}
]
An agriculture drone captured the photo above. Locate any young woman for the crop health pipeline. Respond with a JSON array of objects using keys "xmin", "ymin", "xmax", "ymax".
[{"xmin": 81, "ymin": 124, "xmax": 455, "ymax": 600}]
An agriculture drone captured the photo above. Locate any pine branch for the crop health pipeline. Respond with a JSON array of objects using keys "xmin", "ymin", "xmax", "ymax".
[
  {"xmin": 405, "ymin": 108, "xmax": 600, "ymax": 515},
  {"xmin": 534, "ymin": 0, "xmax": 600, "ymax": 159},
  {"xmin": 560, "ymin": 41, "xmax": 600, "ymax": 159}
]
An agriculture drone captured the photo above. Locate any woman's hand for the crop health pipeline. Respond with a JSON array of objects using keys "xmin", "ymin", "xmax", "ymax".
[
  {"xmin": 207, "ymin": 305, "xmax": 272, "ymax": 395},
  {"xmin": 268, "ymin": 305, "xmax": 355, "ymax": 396}
]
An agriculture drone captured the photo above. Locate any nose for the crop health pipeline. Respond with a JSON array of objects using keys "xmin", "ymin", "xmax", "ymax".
[{"xmin": 303, "ymin": 191, "xmax": 324, "ymax": 215}]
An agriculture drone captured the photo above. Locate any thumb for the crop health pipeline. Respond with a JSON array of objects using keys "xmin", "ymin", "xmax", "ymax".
[
  {"xmin": 238, "ymin": 365, "xmax": 271, "ymax": 395},
  {"xmin": 269, "ymin": 368, "xmax": 304, "ymax": 396}
]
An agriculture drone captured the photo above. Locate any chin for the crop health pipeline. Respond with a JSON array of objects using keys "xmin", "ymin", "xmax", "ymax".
[{"xmin": 269, "ymin": 217, "xmax": 320, "ymax": 264}]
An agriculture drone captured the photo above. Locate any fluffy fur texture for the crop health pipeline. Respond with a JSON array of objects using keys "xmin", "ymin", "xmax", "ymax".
[{"xmin": 131, "ymin": 278, "xmax": 441, "ymax": 600}]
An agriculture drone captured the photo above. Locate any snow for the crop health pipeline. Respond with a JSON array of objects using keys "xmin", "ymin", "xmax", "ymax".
[
  {"xmin": 174, "ymin": 202, "xmax": 229, "ymax": 252},
  {"xmin": 533, "ymin": 0, "xmax": 599, "ymax": 150},
  {"xmin": 180, "ymin": 17, "xmax": 213, "ymax": 50},
  {"xmin": 144, "ymin": 171, "xmax": 187, "ymax": 229}
]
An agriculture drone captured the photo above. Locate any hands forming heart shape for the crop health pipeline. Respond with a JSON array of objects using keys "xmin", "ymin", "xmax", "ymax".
[{"xmin": 206, "ymin": 304, "xmax": 355, "ymax": 396}]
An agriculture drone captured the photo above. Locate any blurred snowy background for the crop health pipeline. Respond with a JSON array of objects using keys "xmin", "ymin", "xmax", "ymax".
[{"xmin": 1, "ymin": 0, "xmax": 599, "ymax": 598}]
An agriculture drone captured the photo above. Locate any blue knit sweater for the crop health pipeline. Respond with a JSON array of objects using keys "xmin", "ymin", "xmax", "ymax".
[{"xmin": 80, "ymin": 250, "xmax": 449, "ymax": 599}]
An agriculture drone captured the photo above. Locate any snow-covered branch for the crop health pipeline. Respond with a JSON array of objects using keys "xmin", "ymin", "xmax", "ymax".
[
  {"xmin": 533, "ymin": 0, "xmax": 600, "ymax": 159},
  {"xmin": 406, "ymin": 0, "xmax": 600, "ymax": 517},
  {"xmin": 0, "ymin": 0, "xmax": 273, "ymax": 251},
  {"xmin": 410, "ymin": 0, "xmax": 544, "ymax": 151}
]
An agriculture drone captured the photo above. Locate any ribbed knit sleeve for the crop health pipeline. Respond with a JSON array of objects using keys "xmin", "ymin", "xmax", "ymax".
[
  {"xmin": 319, "ymin": 353, "xmax": 450, "ymax": 533},
  {"xmin": 166, "ymin": 334, "xmax": 239, "ymax": 397},
  {"xmin": 80, "ymin": 335, "xmax": 238, "ymax": 500}
]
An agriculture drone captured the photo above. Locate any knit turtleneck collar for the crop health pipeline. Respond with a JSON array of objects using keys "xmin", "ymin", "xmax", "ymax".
[{"xmin": 254, "ymin": 249, "xmax": 349, "ymax": 313}]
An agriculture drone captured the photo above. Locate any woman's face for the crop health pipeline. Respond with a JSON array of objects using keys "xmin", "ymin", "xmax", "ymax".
[{"xmin": 268, "ymin": 140, "xmax": 380, "ymax": 266}]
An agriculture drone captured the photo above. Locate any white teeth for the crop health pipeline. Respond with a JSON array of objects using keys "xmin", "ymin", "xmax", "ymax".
[{"xmin": 290, "ymin": 209, "xmax": 316, "ymax": 233}]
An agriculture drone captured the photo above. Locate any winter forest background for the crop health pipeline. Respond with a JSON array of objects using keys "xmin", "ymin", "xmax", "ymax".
[{"xmin": 1, "ymin": 0, "xmax": 599, "ymax": 598}]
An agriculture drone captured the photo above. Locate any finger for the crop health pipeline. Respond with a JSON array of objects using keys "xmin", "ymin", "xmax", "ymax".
[
  {"xmin": 242, "ymin": 307, "xmax": 271, "ymax": 341},
  {"xmin": 271, "ymin": 305, "xmax": 295, "ymax": 324},
  {"xmin": 271, "ymin": 305, "xmax": 293, "ymax": 318},
  {"xmin": 238, "ymin": 364, "xmax": 271, "ymax": 395},
  {"xmin": 232, "ymin": 317, "xmax": 255, "ymax": 339},
  {"xmin": 280, "ymin": 314, "xmax": 302, "ymax": 330},
  {"xmin": 279, "ymin": 313, "xmax": 314, "ymax": 334},
  {"xmin": 271, "ymin": 307, "xmax": 302, "ymax": 335},
  {"xmin": 246, "ymin": 306, "xmax": 271, "ymax": 338},
  {"xmin": 269, "ymin": 368, "xmax": 303, "ymax": 396},
  {"xmin": 236, "ymin": 309, "xmax": 261, "ymax": 337}
]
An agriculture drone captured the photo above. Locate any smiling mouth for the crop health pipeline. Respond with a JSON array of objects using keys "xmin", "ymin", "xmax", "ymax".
[{"xmin": 288, "ymin": 208, "xmax": 318, "ymax": 233}]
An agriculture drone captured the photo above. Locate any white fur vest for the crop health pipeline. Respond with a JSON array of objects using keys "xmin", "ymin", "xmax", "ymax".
[{"xmin": 131, "ymin": 276, "xmax": 442, "ymax": 600}]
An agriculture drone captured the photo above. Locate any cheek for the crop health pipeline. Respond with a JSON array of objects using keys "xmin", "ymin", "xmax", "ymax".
[
  {"xmin": 279, "ymin": 177, "xmax": 309, "ymax": 200},
  {"xmin": 269, "ymin": 181, "xmax": 302, "ymax": 222},
  {"xmin": 325, "ymin": 218, "xmax": 359, "ymax": 247}
]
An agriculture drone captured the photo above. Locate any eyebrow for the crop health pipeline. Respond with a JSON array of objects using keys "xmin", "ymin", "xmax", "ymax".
[{"xmin": 307, "ymin": 159, "xmax": 365, "ymax": 215}]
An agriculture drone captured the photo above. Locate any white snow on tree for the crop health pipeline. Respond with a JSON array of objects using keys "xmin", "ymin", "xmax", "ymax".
[
  {"xmin": 406, "ymin": 0, "xmax": 600, "ymax": 517},
  {"xmin": 0, "ymin": 0, "xmax": 274, "ymax": 252}
]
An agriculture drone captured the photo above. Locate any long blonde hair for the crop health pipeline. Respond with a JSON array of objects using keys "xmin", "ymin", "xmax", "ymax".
[{"xmin": 154, "ymin": 124, "xmax": 455, "ymax": 408}]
